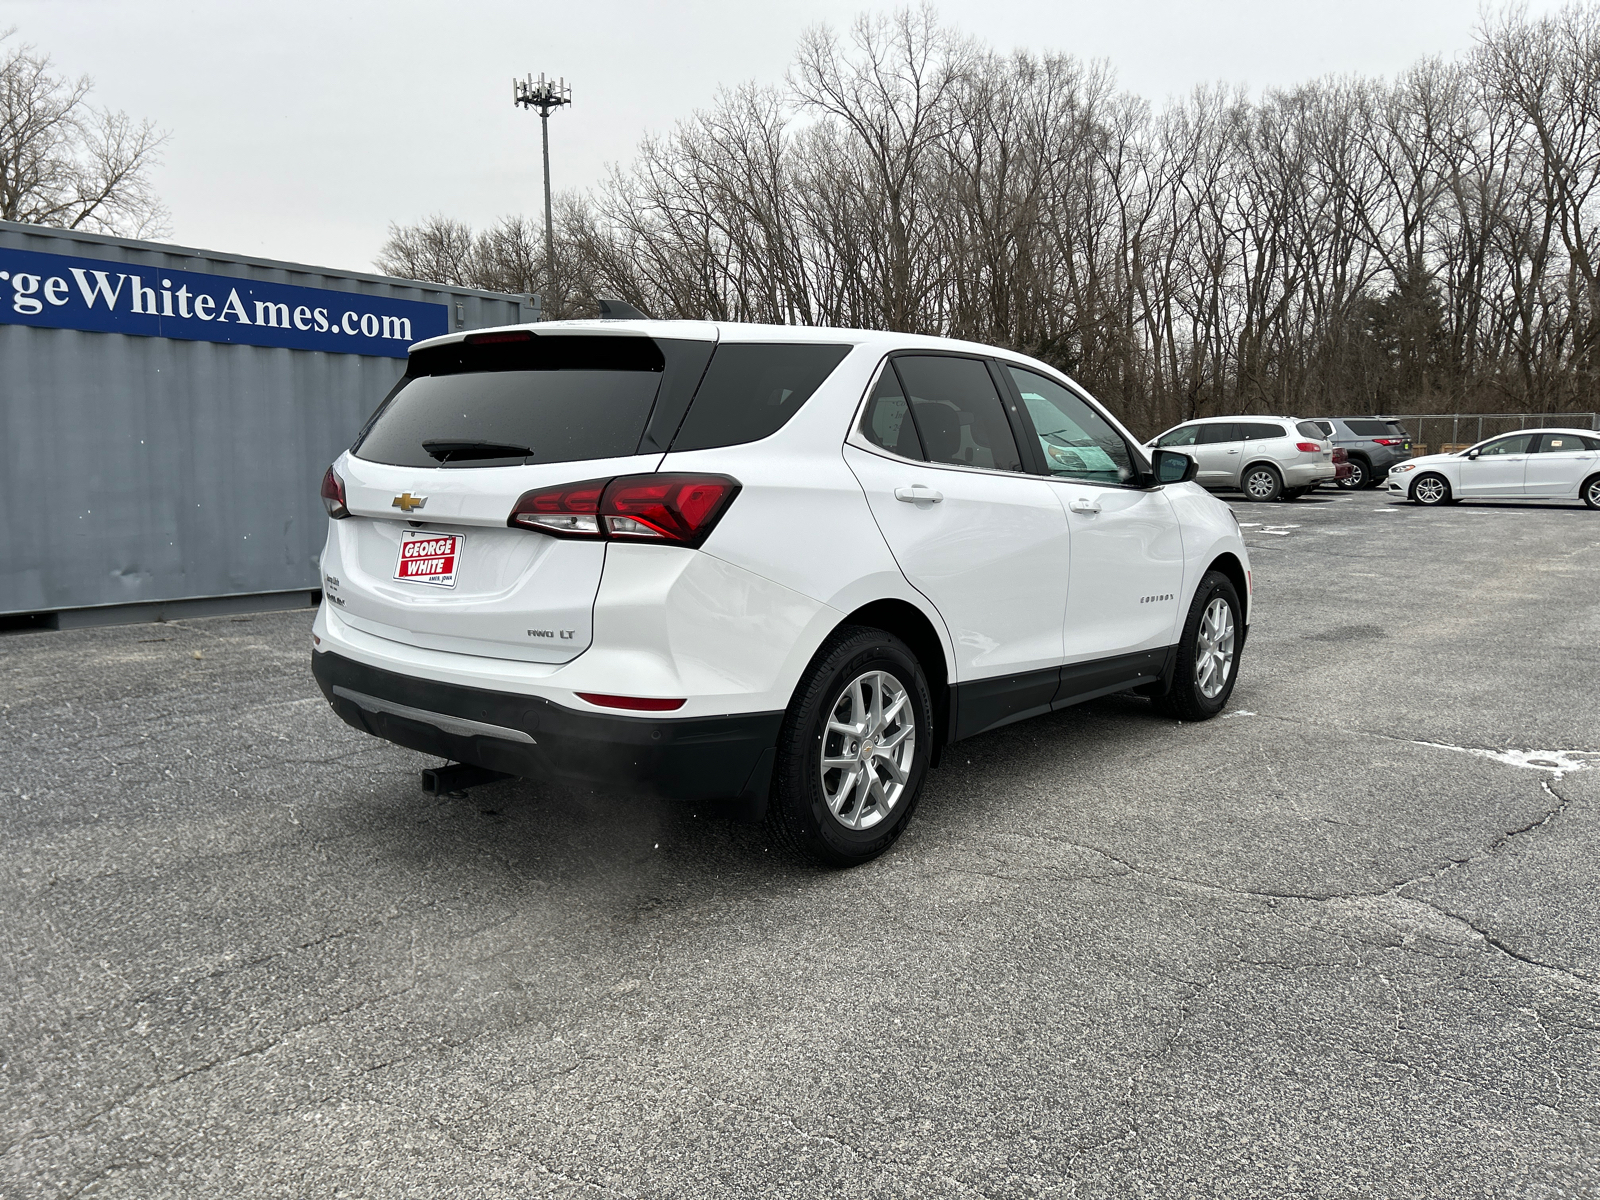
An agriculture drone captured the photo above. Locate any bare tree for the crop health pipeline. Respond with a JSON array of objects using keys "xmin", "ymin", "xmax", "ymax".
[{"xmin": 0, "ymin": 29, "xmax": 167, "ymax": 236}]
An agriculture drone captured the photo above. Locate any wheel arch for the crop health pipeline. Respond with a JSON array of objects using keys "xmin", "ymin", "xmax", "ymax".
[
  {"xmin": 1241, "ymin": 458, "xmax": 1283, "ymax": 482},
  {"xmin": 836, "ymin": 598, "xmax": 952, "ymax": 764},
  {"xmin": 1206, "ymin": 552, "xmax": 1250, "ymax": 626}
]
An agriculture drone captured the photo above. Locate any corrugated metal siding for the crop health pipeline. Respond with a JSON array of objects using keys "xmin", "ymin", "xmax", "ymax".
[{"xmin": 0, "ymin": 222, "xmax": 527, "ymax": 614}]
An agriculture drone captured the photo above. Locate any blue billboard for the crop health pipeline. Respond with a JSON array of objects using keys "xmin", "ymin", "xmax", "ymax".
[{"xmin": 0, "ymin": 246, "xmax": 447, "ymax": 358}]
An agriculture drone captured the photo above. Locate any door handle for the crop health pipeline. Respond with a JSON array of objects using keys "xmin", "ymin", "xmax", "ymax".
[
  {"xmin": 1226, "ymin": 448, "xmax": 1240, "ymax": 454},
  {"xmin": 1069, "ymin": 497, "xmax": 1102, "ymax": 514},
  {"xmin": 894, "ymin": 485, "xmax": 943, "ymax": 504}
]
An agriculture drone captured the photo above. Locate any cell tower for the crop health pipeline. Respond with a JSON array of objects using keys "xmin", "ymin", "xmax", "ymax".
[{"xmin": 513, "ymin": 74, "xmax": 572, "ymax": 318}]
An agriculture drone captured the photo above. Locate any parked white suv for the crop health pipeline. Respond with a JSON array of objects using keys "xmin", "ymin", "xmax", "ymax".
[
  {"xmin": 312, "ymin": 322, "xmax": 1252, "ymax": 865},
  {"xmin": 1146, "ymin": 416, "xmax": 1336, "ymax": 500}
]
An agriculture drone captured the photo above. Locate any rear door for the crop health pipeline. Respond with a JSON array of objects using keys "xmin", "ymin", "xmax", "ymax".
[
  {"xmin": 1189, "ymin": 423, "xmax": 1243, "ymax": 487},
  {"xmin": 327, "ymin": 330, "xmax": 714, "ymax": 663},
  {"xmin": 1526, "ymin": 432, "xmax": 1600, "ymax": 496},
  {"xmin": 844, "ymin": 355, "xmax": 1070, "ymax": 712},
  {"xmin": 1457, "ymin": 433, "xmax": 1533, "ymax": 497},
  {"xmin": 1003, "ymin": 365, "xmax": 1186, "ymax": 670}
]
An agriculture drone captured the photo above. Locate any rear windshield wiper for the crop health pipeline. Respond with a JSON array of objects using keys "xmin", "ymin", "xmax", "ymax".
[{"xmin": 421, "ymin": 439, "xmax": 533, "ymax": 462}]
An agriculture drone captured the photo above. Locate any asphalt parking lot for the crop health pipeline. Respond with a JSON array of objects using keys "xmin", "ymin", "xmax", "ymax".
[{"xmin": 4, "ymin": 485, "xmax": 1599, "ymax": 1199}]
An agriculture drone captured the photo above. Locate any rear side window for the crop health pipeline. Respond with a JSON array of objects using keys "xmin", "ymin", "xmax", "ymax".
[
  {"xmin": 860, "ymin": 365, "xmax": 924, "ymax": 459},
  {"xmin": 1297, "ymin": 421, "xmax": 1328, "ymax": 439},
  {"xmin": 354, "ymin": 335, "xmax": 666, "ymax": 469},
  {"xmin": 1240, "ymin": 422, "xmax": 1287, "ymax": 440},
  {"xmin": 1345, "ymin": 419, "xmax": 1397, "ymax": 437},
  {"xmin": 670, "ymin": 343, "xmax": 851, "ymax": 452},
  {"xmin": 893, "ymin": 355, "xmax": 1023, "ymax": 472},
  {"xmin": 1197, "ymin": 423, "xmax": 1238, "ymax": 444},
  {"xmin": 1539, "ymin": 433, "xmax": 1595, "ymax": 452}
]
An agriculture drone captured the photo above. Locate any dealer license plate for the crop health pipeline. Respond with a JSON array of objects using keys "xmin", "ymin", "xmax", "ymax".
[{"xmin": 394, "ymin": 530, "xmax": 463, "ymax": 588}]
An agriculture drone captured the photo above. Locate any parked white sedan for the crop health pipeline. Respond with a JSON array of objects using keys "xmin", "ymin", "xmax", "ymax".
[{"xmin": 1387, "ymin": 428, "xmax": 1600, "ymax": 508}]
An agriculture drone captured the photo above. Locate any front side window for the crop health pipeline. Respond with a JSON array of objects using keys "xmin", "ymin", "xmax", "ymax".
[
  {"xmin": 671, "ymin": 342, "xmax": 852, "ymax": 452},
  {"xmin": 1476, "ymin": 434, "xmax": 1533, "ymax": 457},
  {"xmin": 859, "ymin": 363, "xmax": 924, "ymax": 460},
  {"xmin": 1156, "ymin": 424, "xmax": 1199, "ymax": 447},
  {"xmin": 893, "ymin": 356, "xmax": 1023, "ymax": 472},
  {"xmin": 1007, "ymin": 366, "xmax": 1137, "ymax": 485}
]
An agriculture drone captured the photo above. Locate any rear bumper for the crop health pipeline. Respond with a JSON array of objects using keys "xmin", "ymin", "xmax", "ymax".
[
  {"xmin": 312, "ymin": 649, "xmax": 782, "ymax": 807},
  {"xmin": 1282, "ymin": 461, "xmax": 1337, "ymax": 485}
]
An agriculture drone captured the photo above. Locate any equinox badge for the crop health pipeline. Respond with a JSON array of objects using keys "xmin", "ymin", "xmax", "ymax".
[{"xmin": 392, "ymin": 492, "xmax": 427, "ymax": 513}]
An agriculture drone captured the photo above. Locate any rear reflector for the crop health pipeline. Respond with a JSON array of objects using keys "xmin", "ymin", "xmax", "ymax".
[
  {"xmin": 509, "ymin": 473, "xmax": 740, "ymax": 549},
  {"xmin": 1296, "ymin": 442, "xmax": 1322, "ymax": 453},
  {"xmin": 576, "ymin": 692, "xmax": 686, "ymax": 712}
]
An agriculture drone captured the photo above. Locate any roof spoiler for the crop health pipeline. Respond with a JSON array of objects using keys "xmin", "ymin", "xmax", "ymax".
[{"xmin": 597, "ymin": 298, "xmax": 648, "ymax": 320}]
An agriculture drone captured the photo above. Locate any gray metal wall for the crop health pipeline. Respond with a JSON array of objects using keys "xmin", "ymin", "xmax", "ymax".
[{"xmin": 0, "ymin": 222, "xmax": 528, "ymax": 615}]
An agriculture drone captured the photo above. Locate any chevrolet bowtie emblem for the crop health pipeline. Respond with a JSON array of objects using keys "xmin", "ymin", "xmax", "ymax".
[{"xmin": 392, "ymin": 492, "xmax": 427, "ymax": 513}]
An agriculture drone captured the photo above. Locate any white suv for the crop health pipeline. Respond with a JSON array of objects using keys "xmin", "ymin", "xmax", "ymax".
[
  {"xmin": 312, "ymin": 322, "xmax": 1251, "ymax": 865},
  {"xmin": 1147, "ymin": 416, "xmax": 1336, "ymax": 500}
]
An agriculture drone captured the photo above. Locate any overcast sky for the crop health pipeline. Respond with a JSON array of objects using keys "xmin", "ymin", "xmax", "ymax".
[{"xmin": 4, "ymin": 0, "xmax": 1562, "ymax": 274}]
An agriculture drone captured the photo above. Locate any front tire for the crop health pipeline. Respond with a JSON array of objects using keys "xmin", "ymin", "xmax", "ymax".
[
  {"xmin": 768, "ymin": 626, "xmax": 933, "ymax": 867},
  {"xmin": 1153, "ymin": 571, "xmax": 1243, "ymax": 721},
  {"xmin": 1412, "ymin": 473, "xmax": 1452, "ymax": 506},
  {"xmin": 1583, "ymin": 473, "xmax": 1600, "ymax": 510},
  {"xmin": 1241, "ymin": 464, "xmax": 1283, "ymax": 502}
]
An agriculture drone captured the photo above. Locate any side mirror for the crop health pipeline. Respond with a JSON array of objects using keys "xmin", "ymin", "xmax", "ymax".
[
  {"xmin": 1465, "ymin": 449, "xmax": 1480, "ymax": 459},
  {"xmin": 1151, "ymin": 448, "xmax": 1198, "ymax": 485}
]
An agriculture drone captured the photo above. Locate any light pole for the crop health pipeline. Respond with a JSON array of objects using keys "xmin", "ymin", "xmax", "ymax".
[{"xmin": 513, "ymin": 73, "xmax": 572, "ymax": 318}]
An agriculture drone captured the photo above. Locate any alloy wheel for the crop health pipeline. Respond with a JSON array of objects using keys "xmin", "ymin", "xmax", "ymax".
[
  {"xmin": 1245, "ymin": 469, "xmax": 1277, "ymax": 499},
  {"xmin": 1195, "ymin": 597, "xmax": 1236, "ymax": 700},
  {"xmin": 820, "ymin": 669, "xmax": 917, "ymax": 831},
  {"xmin": 1414, "ymin": 476, "xmax": 1448, "ymax": 504},
  {"xmin": 1588, "ymin": 477, "xmax": 1600, "ymax": 508}
]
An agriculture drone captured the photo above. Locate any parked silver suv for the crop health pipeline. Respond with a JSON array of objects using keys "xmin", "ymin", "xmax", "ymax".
[
  {"xmin": 1305, "ymin": 417, "xmax": 1413, "ymax": 489},
  {"xmin": 1146, "ymin": 417, "xmax": 1335, "ymax": 501}
]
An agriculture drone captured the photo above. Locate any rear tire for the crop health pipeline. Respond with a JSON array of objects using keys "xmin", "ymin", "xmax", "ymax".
[
  {"xmin": 768, "ymin": 626, "xmax": 933, "ymax": 867},
  {"xmin": 1153, "ymin": 571, "xmax": 1243, "ymax": 721},
  {"xmin": 1241, "ymin": 464, "xmax": 1283, "ymax": 502},
  {"xmin": 1583, "ymin": 473, "xmax": 1600, "ymax": 510},
  {"xmin": 1337, "ymin": 457, "xmax": 1370, "ymax": 489},
  {"xmin": 1412, "ymin": 473, "xmax": 1452, "ymax": 506}
]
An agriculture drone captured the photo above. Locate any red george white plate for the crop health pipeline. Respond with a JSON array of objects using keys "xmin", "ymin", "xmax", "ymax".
[{"xmin": 394, "ymin": 530, "xmax": 463, "ymax": 588}]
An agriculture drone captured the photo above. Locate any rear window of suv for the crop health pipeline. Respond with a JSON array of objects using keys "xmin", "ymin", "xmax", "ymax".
[{"xmin": 354, "ymin": 334, "xmax": 670, "ymax": 469}]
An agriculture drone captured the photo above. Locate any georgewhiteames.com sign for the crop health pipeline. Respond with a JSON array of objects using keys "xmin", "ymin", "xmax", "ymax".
[{"xmin": 0, "ymin": 246, "xmax": 447, "ymax": 358}]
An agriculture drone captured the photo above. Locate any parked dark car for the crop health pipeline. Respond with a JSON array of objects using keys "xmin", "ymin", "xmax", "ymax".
[{"xmin": 1305, "ymin": 417, "xmax": 1413, "ymax": 489}]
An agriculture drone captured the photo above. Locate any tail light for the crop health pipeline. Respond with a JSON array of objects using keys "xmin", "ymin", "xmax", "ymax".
[
  {"xmin": 1372, "ymin": 437, "xmax": 1404, "ymax": 446},
  {"xmin": 508, "ymin": 474, "xmax": 740, "ymax": 549},
  {"xmin": 507, "ymin": 479, "xmax": 608, "ymax": 536},
  {"xmin": 320, "ymin": 466, "xmax": 349, "ymax": 519},
  {"xmin": 1296, "ymin": 441, "xmax": 1323, "ymax": 453}
]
